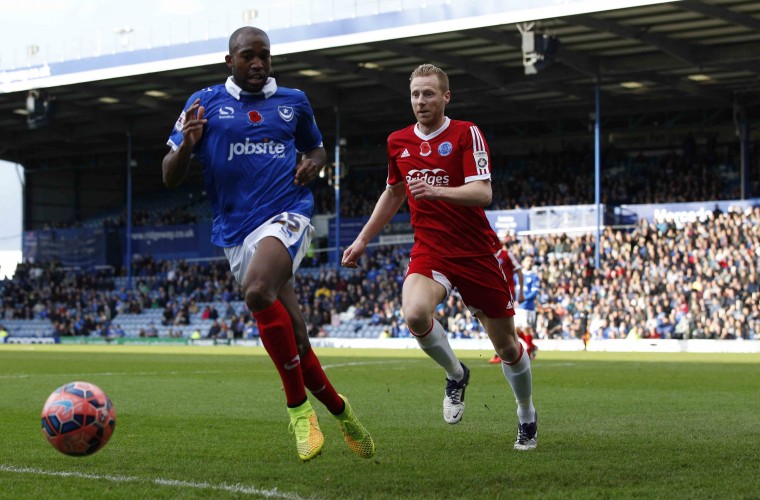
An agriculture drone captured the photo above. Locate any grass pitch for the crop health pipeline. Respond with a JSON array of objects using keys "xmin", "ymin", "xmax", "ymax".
[{"xmin": 1, "ymin": 344, "xmax": 758, "ymax": 499}]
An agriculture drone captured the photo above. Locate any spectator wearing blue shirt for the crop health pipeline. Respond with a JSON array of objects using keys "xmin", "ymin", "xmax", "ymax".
[{"xmin": 516, "ymin": 255, "xmax": 541, "ymax": 332}]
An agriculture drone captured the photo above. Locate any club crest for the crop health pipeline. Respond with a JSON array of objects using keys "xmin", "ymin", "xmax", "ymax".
[{"xmin": 278, "ymin": 106, "xmax": 294, "ymax": 122}]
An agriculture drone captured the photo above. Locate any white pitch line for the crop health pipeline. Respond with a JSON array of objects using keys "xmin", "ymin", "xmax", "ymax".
[
  {"xmin": 531, "ymin": 362, "xmax": 576, "ymax": 367},
  {"xmin": 0, "ymin": 465, "xmax": 304, "ymax": 499},
  {"xmin": 320, "ymin": 360, "xmax": 413, "ymax": 369},
  {"xmin": 0, "ymin": 361, "xmax": 418, "ymax": 379}
]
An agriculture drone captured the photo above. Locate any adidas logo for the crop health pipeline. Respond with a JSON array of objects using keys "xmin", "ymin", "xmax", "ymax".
[{"xmin": 400, "ymin": 149, "xmax": 410, "ymax": 158}]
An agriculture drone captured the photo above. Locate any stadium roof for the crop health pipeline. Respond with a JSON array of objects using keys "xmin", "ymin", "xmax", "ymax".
[{"xmin": 1, "ymin": 0, "xmax": 759, "ymax": 223}]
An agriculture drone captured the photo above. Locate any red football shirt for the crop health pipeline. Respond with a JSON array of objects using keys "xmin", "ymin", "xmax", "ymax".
[{"xmin": 387, "ymin": 117, "xmax": 501, "ymax": 258}]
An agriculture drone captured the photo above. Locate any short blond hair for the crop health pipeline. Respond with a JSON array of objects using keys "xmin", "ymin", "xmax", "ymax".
[{"xmin": 409, "ymin": 64, "xmax": 449, "ymax": 93}]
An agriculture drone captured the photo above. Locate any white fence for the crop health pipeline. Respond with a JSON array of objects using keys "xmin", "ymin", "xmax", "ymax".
[{"xmin": 189, "ymin": 337, "xmax": 760, "ymax": 354}]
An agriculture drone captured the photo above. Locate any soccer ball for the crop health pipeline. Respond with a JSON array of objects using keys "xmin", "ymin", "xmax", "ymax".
[{"xmin": 40, "ymin": 381, "xmax": 116, "ymax": 456}]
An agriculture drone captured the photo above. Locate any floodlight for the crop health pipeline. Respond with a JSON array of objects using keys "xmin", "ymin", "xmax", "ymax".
[{"xmin": 518, "ymin": 23, "xmax": 559, "ymax": 75}]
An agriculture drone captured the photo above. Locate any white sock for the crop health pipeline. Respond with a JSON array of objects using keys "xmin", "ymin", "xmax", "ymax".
[
  {"xmin": 414, "ymin": 319, "xmax": 463, "ymax": 381},
  {"xmin": 501, "ymin": 345, "xmax": 535, "ymax": 423}
]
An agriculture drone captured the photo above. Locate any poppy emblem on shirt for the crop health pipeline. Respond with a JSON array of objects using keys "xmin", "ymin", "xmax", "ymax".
[
  {"xmin": 420, "ymin": 141, "xmax": 432, "ymax": 157},
  {"xmin": 248, "ymin": 110, "xmax": 264, "ymax": 124},
  {"xmin": 438, "ymin": 141, "xmax": 452, "ymax": 156}
]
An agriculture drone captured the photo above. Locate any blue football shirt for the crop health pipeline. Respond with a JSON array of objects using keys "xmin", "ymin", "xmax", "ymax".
[{"xmin": 167, "ymin": 77, "xmax": 323, "ymax": 247}]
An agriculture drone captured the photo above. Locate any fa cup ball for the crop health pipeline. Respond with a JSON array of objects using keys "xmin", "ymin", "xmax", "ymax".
[{"xmin": 41, "ymin": 381, "xmax": 116, "ymax": 456}]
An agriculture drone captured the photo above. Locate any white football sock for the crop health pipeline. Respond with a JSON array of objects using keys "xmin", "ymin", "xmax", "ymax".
[
  {"xmin": 501, "ymin": 345, "xmax": 535, "ymax": 423},
  {"xmin": 413, "ymin": 319, "xmax": 463, "ymax": 381}
]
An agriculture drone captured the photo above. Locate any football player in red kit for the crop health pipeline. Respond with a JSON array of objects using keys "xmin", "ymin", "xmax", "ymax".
[{"xmin": 342, "ymin": 64, "xmax": 538, "ymax": 450}]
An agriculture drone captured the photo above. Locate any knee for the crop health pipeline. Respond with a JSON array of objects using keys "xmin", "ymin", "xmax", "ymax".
[
  {"xmin": 244, "ymin": 282, "xmax": 277, "ymax": 312},
  {"xmin": 404, "ymin": 305, "xmax": 432, "ymax": 336},
  {"xmin": 496, "ymin": 342, "xmax": 521, "ymax": 363},
  {"xmin": 493, "ymin": 324, "xmax": 522, "ymax": 362}
]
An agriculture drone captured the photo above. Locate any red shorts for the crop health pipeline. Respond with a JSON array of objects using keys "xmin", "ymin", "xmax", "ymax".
[{"xmin": 406, "ymin": 252, "xmax": 515, "ymax": 319}]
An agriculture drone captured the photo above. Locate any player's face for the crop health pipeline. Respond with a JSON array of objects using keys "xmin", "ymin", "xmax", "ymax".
[
  {"xmin": 226, "ymin": 32, "xmax": 271, "ymax": 93},
  {"xmin": 410, "ymin": 75, "xmax": 450, "ymax": 132}
]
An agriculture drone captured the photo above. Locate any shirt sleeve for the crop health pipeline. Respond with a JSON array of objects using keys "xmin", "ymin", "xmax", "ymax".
[
  {"xmin": 167, "ymin": 93, "xmax": 203, "ymax": 151},
  {"xmin": 386, "ymin": 135, "xmax": 403, "ymax": 188},
  {"xmin": 462, "ymin": 123, "xmax": 491, "ymax": 184}
]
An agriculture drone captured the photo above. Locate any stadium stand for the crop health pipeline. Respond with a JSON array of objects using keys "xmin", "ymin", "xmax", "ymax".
[{"xmin": 3, "ymin": 205, "xmax": 758, "ymax": 342}]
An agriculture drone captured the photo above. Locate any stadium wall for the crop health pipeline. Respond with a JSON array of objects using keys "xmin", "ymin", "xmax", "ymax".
[
  {"xmin": 307, "ymin": 337, "xmax": 760, "ymax": 354},
  {"xmin": 7, "ymin": 336, "xmax": 755, "ymax": 353}
]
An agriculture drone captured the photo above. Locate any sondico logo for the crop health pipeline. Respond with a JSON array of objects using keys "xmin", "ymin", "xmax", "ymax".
[
  {"xmin": 218, "ymin": 106, "xmax": 235, "ymax": 119},
  {"xmin": 227, "ymin": 138, "xmax": 286, "ymax": 160},
  {"xmin": 406, "ymin": 168, "xmax": 449, "ymax": 186}
]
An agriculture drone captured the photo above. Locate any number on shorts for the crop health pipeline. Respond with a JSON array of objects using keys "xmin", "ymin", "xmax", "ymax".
[{"xmin": 273, "ymin": 213, "xmax": 301, "ymax": 233}]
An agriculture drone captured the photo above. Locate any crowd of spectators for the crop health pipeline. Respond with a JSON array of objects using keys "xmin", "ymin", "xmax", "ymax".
[
  {"xmin": 344, "ymin": 205, "xmax": 760, "ymax": 341},
  {"xmin": 1, "ymin": 256, "xmax": 242, "ymax": 337},
  {"xmin": 524, "ymin": 205, "xmax": 760, "ymax": 341},
  {"xmin": 2, "ymin": 263, "xmax": 120, "ymax": 337},
  {"xmin": 3, "ymin": 205, "xmax": 759, "ymax": 342}
]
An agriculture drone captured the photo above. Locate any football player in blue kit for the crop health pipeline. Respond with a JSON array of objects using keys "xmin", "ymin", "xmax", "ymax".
[{"xmin": 162, "ymin": 26, "xmax": 374, "ymax": 461}]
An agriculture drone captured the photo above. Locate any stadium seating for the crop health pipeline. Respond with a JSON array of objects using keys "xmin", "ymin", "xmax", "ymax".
[
  {"xmin": 322, "ymin": 318, "xmax": 390, "ymax": 339},
  {"xmin": 0, "ymin": 319, "xmax": 55, "ymax": 338},
  {"xmin": 3, "ymin": 205, "xmax": 759, "ymax": 343}
]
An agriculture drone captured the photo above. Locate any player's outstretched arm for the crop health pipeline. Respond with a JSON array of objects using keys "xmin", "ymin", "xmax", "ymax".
[{"xmin": 342, "ymin": 184, "xmax": 406, "ymax": 268}]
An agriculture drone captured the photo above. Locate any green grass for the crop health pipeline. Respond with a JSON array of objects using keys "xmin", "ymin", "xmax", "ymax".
[{"xmin": 1, "ymin": 345, "xmax": 758, "ymax": 499}]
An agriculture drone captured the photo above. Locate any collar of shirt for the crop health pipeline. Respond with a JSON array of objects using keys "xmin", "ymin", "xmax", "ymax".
[
  {"xmin": 225, "ymin": 76, "xmax": 278, "ymax": 100},
  {"xmin": 414, "ymin": 116, "xmax": 451, "ymax": 140}
]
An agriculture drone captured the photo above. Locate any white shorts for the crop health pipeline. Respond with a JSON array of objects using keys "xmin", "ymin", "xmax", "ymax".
[
  {"xmin": 224, "ymin": 212, "xmax": 314, "ymax": 286},
  {"xmin": 514, "ymin": 309, "xmax": 537, "ymax": 329}
]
